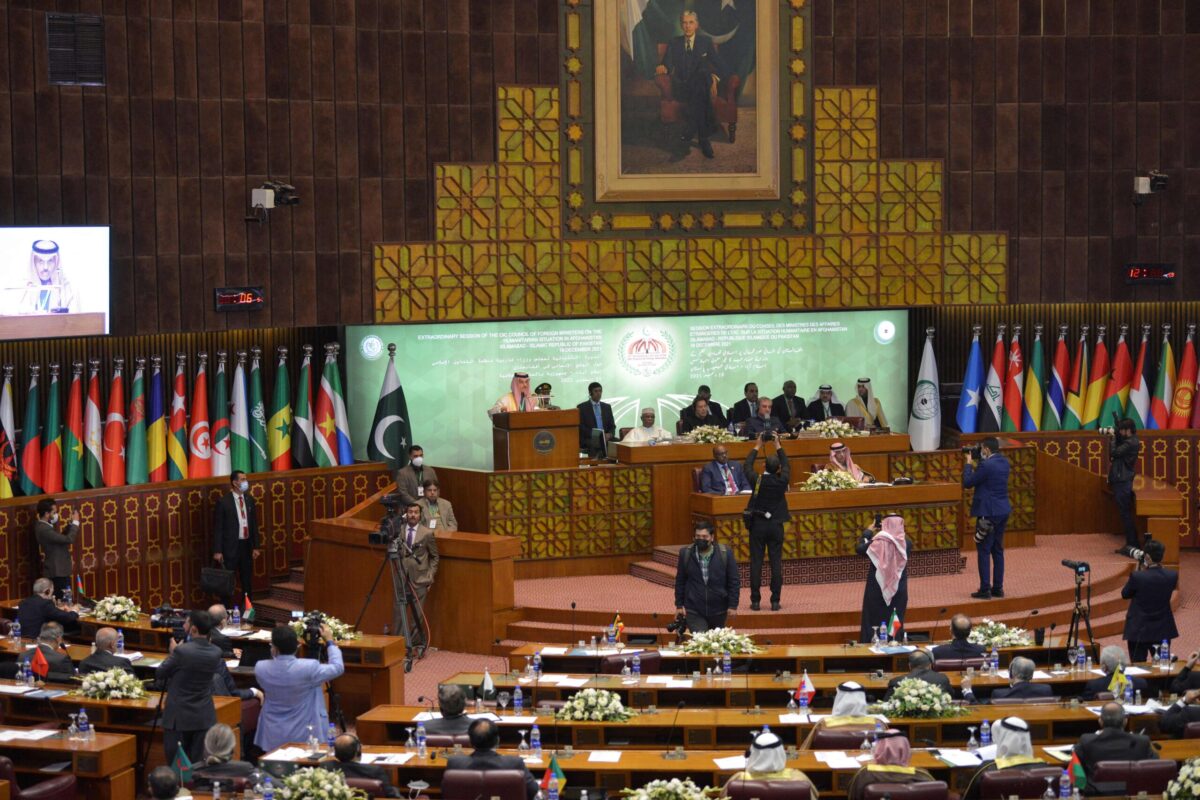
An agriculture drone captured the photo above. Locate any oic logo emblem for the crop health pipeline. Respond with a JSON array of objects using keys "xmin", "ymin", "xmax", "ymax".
[
  {"xmin": 912, "ymin": 380, "xmax": 939, "ymax": 420},
  {"xmin": 619, "ymin": 327, "xmax": 676, "ymax": 378},
  {"xmin": 532, "ymin": 430, "xmax": 556, "ymax": 454}
]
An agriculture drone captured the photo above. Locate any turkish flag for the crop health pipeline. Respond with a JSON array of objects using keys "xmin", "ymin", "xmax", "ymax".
[{"xmin": 30, "ymin": 646, "xmax": 49, "ymax": 679}]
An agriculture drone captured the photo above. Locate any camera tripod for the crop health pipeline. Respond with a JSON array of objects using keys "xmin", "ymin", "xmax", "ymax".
[
  {"xmin": 353, "ymin": 519, "xmax": 429, "ymax": 673},
  {"xmin": 1065, "ymin": 569, "xmax": 1099, "ymax": 663}
]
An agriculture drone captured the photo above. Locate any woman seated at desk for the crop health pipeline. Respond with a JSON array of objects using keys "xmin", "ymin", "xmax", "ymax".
[
  {"xmin": 846, "ymin": 731, "xmax": 937, "ymax": 800},
  {"xmin": 722, "ymin": 731, "xmax": 818, "ymax": 797},
  {"xmin": 827, "ymin": 442, "xmax": 875, "ymax": 483}
]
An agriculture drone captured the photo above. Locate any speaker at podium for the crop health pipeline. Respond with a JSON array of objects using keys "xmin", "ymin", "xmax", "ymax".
[{"xmin": 490, "ymin": 409, "xmax": 580, "ymax": 471}]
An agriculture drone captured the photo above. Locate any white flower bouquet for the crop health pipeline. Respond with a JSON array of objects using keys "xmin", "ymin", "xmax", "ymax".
[
  {"xmin": 1167, "ymin": 757, "xmax": 1200, "ymax": 800},
  {"xmin": 967, "ymin": 618, "xmax": 1033, "ymax": 648},
  {"xmin": 799, "ymin": 469, "xmax": 862, "ymax": 492},
  {"xmin": 555, "ymin": 688, "xmax": 635, "ymax": 722},
  {"xmin": 279, "ymin": 767, "xmax": 368, "ymax": 799},
  {"xmin": 78, "ymin": 667, "xmax": 147, "ymax": 700},
  {"xmin": 806, "ymin": 419, "xmax": 863, "ymax": 438},
  {"xmin": 622, "ymin": 778, "xmax": 720, "ymax": 800},
  {"xmin": 678, "ymin": 626, "xmax": 761, "ymax": 655},
  {"xmin": 91, "ymin": 595, "xmax": 141, "ymax": 622},
  {"xmin": 289, "ymin": 611, "xmax": 360, "ymax": 642},
  {"xmin": 685, "ymin": 425, "xmax": 741, "ymax": 444},
  {"xmin": 871, "ymin": 677, "xmax": 965, "ymax": 719}
]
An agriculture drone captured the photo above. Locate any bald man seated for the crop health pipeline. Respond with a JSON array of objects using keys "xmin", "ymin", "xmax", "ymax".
[{"xmin": 79, "ymin": 627, "xmax": 136, "ymax": 675}]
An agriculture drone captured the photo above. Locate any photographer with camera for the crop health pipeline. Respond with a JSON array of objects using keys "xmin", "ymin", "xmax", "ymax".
[
  {"xmin": 1120, "ymin": 538, "xmax": 1177, "ymax": 663},
  {"xmin": 962, "ymin": 437, "xmax": 1011, "ymax": 599},
  {"xmin": 744, "ymin": 430, "xmax": 789, "ymax": 611},
  {"xmin": 1102, "ymin": 418, "xmax": 1141, "ymax": 555},
  {"xmin": 253, "ymin": 622, "xmax": 345, "ymax": 753},
  {"xmin": 673, "ymin": 520, "xmax": 739, "ymax": 634}
]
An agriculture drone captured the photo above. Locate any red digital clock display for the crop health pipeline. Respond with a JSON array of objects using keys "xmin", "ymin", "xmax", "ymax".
[
  {"xmin": 1123, "ymin": 263, "xmax": 1176, "ymax": 285},
  {"xmin": 214, "ymin": 286, "xmax": 266, "ymax": 311}
]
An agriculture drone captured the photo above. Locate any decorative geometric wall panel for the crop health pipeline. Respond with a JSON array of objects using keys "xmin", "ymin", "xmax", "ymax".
[
  {"xmin": 486, "ymin": 467, "xmax": 653, "ymax": 559},
  {"xmin": 814, "ymin": 87, "xmax": 878, "ymax": 162},
  {"xmin": 0, "ymin": 465, "xmax": 393, "ymax": 610}
]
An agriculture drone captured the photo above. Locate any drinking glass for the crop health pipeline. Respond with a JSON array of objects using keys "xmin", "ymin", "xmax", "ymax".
[
  {"xmin": 620, "ymin": 658, "xmax": 631, "ymax": 678},
  {"xmin": 524, "ymin": 656, "xmax": 533, "ymax": 676},
  {"xmin": 404, "ymin": 727, "xmax": 416, "ymax": 753},
  {"xmin": 306, "ymin": 725, "xmax": 320, "ymax": 753},
  {"xmin": 966, "ymin": 726, "xmax": 979, "ymax": 752},
  {"xmin": 66, "ymin": 713, "xmax": 79, "ymax": 742},
  {"xmin": 1042, "ymin": 776, "xmax": 1056, "ymax": 800},
  {"xmin": 497, "ymin": 691, "xmax": 512, "ymax": 715},
  {"xmin": 517, "ymin": 730, "xmax": 530, "ymax": 753}
]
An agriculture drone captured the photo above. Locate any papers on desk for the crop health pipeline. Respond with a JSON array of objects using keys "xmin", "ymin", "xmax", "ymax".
[
  {"xmin": 413, "ymin": 711, "xmax": 441, "ymax": 721},
  {"xmin": 815, "ymin": 751, "xmax": 865, "ymax": 770},
  {"xmin": 588, "ymin": 751, "xmax": 622, "ymax": 763},
  {"xmin": 871, "ymin": 645, "xmax": 917, "ymax": 655},
  {"xmin": 496, "ymin": 715, "xmax": 540, "ymax": 724},
  {"xmin": 0, "ymin": 685, "xmax": 35, "ymax": 696},
  {"xmin": 976, "ymin": 745, "xmax": 997, "ymax": 761},
  {"xmin": 1124, "ymin": 666, "xmax": 1150, "ymax": 676},
  {"xmin": 246, "ymin": 629, "xmax": 273, "ymax": 642},
  {"xmin": 658, "ymin": 649, "xmax": 682, "ymax": 657},
  {"xmin": 468, "ymin": 712, "xmax": 501, "ymax": 721},
  {"xmin": 0, "ymin": 729, "xmax": 59, "ymax": 742},
  {"xmin": 664, "ymin": 679, "xmax": 694, "ymax": 688},
  {"xmin": 1084, "ymin": 702, "xmax": 1163, "ymax": 715},
  {"xmin": 777, "ymin": 713, "xmax": 810, "ymax": 724},
  {"xmin": 996, "ymin": 669, "xmax": 1051, "ymax": 680},
  {"xmin": 265, "ymin": 747, "xmax": 312, "ymax": 762},
  {"xmin": 373, "ymin": 753, "xmax": 415, "ymax": 765},
  {"xmin": 538, "ymin": 646, "xmax": 568, "ymax": 655},
  {"xmin": 556, "ymin": 678, "xmax": 589, "ymax": 688},
  {"xmin": 25, "ymin": 690, "xmax": 65, "ymax": 699},
  {"xmin": 522, "ymin": 756, "xmax": 543, "ymax": 764},
  {"xmin": 218, "ymin": 627, "xmax": 251, "ymax": 638},
  {"xmin": 714, "ymin": 755, "xmax": 747, "ymax": 770},
  {"xmin": 114, "ymin": 651, "xmax": 143, "ymax": 661},
  {"xmin": 1043, "ymin": 745, "xmax": 1074, "ymax": 763},
  {"xmin": 936, "ymin": 749, "xmax": 985, "ymax": 767},
  {"xmin": 225, "ymin": 659, "xmax": 240, "ymax": 669},
  {"xmin": 646, "ymin": 676, "xmax": 675, "ymax": 685}
]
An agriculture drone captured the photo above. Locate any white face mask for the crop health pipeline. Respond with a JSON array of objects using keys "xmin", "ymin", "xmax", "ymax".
[
  {"xmin": 410, "ymin": 456, "xmax": 424, "ymax": 468},
  {"xmin": 49, "ymin": 513, "xmax": 59, "ymax": 524},
  {"xmin": 238, "ymin": 480, "xmax": 250, "ymax": 493}
]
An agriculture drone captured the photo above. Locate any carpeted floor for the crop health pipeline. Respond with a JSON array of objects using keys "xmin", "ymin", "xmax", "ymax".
[{"xmin": 400, "ymin": 547, "xmax": 1200, "ymax": 705}]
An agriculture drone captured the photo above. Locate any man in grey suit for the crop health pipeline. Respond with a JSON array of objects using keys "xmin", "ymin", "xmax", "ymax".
[
  {"xmin": 393, "ymin": 444, "xmax": 438, "ymax": 506},
  {"xmin": 418, "ymin": 479, "xmax": 458, "ymax": 532},
  {"xmin": 156, "ymin": 610, "xmax": 224, "ymax": 762},
  {"xmin": 33, "ymin": 498, "xmax": 79, "ymax": 599},
  {"xmin": 446, "ymin": 719, "xmax": 539, "ymax": 800},
  {"xmin": 79, "ymin": 627, "xmax": 134, "ymax": 675},
  {"xmin": 423, "ymin": 684, "xmax": 471, "ymax": 736}
]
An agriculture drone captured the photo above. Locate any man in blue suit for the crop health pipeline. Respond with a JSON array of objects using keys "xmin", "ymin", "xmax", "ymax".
[
  {"xmin": 253, "ymin": 622, "xmax": 345, "ymax": 753},
  {"xmin": 963, "ymin": 437, "xmax": 1011, "ymax": 599},
  {"xmin": 576, "ymin": 381, "xmax": 616, "ymax": 449},
  {"xmin": 1121, "ymin": 538, "xmax": 1178, "ymax": 663},
  {"xmin": 699, "ymin": 445, "xmax": 750, "ymax": 495}
]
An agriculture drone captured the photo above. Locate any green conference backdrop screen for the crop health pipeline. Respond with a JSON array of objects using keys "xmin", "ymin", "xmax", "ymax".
[{"xmin": 346, "ymin": 310, "xmax": 909, "ymax": 470}]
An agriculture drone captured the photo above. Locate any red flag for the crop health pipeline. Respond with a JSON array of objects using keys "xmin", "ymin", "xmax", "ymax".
[
  {"xmin": 1169, "ymin": 327, "xmax": 1197, "ymax": 429},
  {"xmin": 1001, "ymin": 327, "xmax": 1024, "ymax": 431},
  {"xmin": 102, "ymin": 359, "xmax": 126, "ymax": 487},
  {"xmin": 29, "ymin": 646, "xmax": 49, "ymax": 679},
  {"xmin": 188, "ymin": 355, "xmax": 211, "ymax": 478},
  {"xmin": 979, "ymin": 326, "xmax": 1007, "ymax": 432}
]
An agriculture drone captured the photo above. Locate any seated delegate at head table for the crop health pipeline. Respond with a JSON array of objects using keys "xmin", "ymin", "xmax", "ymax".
[
  {"xmin": 962, "ymin": 656, "xmax": 1053, "ymax": 703},
  {"xmin": 699, "ymin": 445, "xmax": 751, "ymax": 495},
  {"xmin": 728, "ymin": 382, "xmax": 759, "ymax": 428},
  {"xmin": 805, "ymin": 384, "xmax": 845, "ymax": 421},
  {"xmin": 846, "ymin": 377, "xmax": 888, "ymax": 428},
  {"xmin": 577, "ymin": 381, "xmax": 616, "ymax": 448},
  {"xmin": 827, "ymin": 441, "xmax": 874, "ymax": 482},
  {"xmin": 930, "ymin": 614, "xmax": 986, "ymax": 661},
  {"xmin": 743, "ymin": 396, "xmax": 786, "ymax": 438},
  {"xmin": 681, "ymin": 396, "xmax": 727, "ymax": 433},
  {"xmin": 623, "ymin": 407, "xmax": 673, "ymax": 443},
  {"xmin": 1081, "ymin": 645, "xmax": 1149, "ymax": 701},
  {"xmin": 771, "ymin": 379, "xmax": 806, "ymax": 432},
  {"xmin": 689, "ymin": 384, "xmax": 724, "ymax": 419},
  {"xmin": 445, "ymin": 719, "xmax": 540, "ymax": 800}
]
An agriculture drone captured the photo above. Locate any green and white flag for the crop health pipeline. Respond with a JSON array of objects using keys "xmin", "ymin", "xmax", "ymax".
[
  {"xmin": 125, "ymin": 358, "xmax": 148, "ymax": 485},
  {"xmin": 248, "ymin": 348, "xmax": 269, "ymax": 472},
  {"xmin": 367, "ymin": 343, "xmax": 412, "ymax": 470},
  {"xmin": 908, "ymin": 329, "xmax": 941, "ymax": 452},
  {"xmin": 291, "ymin": 345, "xmax": 316, "ymax": 469},
  {"xmin": 229, "ymin": 351, "xmax": 250, "ymax": 474}
]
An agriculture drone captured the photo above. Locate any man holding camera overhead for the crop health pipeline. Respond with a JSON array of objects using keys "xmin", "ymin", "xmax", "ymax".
[
  {"xmin": 743, "ymin": 431, "xmax": 790, "ymax": 611},
  {"xmin": 1104, "ymin": 418, "xmax": 1141, "ymax": 555},
  {"xmin": 254, "ymin": 622, "xmax": 345, "ymax": 753},
  {"xmin": 1121, "ymin": 538, "xmax": 1177, "ymax": 664},
  {"xmin": 963, "ymin": 437, "xmax": 1011, "ymax": 600}
]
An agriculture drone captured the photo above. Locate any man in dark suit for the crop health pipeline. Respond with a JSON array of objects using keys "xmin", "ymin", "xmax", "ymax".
[
  {"xmin": 16, "ymin": 577, "xmax": 79, "ymax": 639},
  {"xmin": 79, "ymin": 627, "xmax": 135, "ymax": 675},
  {"xmin": 963, "ymin": 437, "xmax": 1012, "ymax": 598},
  {"xmin": 397, "ymin": 501, "xmax": 439, "ymax": 650},
  {"xmin": 1171, "ymin": 651, "xmax": 1200, "ymax": 695},
  {"xmin": 394, "ymin": 445, "xmax": 438, "ymax": 506},
  {"xmin": 32, "ymin": 497, "xmax": 79, "ymax": 599},
  {"xmin": 1161, "ymin": 689, "xmax": 1200, "ymax": 737},
  {"xmin": 972, "ymin": 657, "xmax": 1053, "ymax": 702},
  {"xmin": 206, "ymin": 604, "xmax": 237, "ymax": 658},
  {"xmin": 156, "ymin": 610, "xmax": 224, "ymax": 762},
  {"xmin": 322, "ymin": 734, "xmax": 402, "ymax": 797},
  {"xmin": 445, "ymin": 719, "xmax": 540, "ymax": 800},
  {"xmin": 885, "ymin": 651, "xmax": 951, "ymax": 698},
  {"xmin": 727, "ymin": 383, "xmax": 759, "ymax": 430},
  {"xmin": 654, "ymin": 10, "xmax": 730, "ymax": 159},
  {"xmin": 805, "ymin": 384, "xmax": 846, "ymax": 421},
  {"xmin": 1081, "ymin": 646, "xmax": 1150, "ymax": 701},
  {"xmin": 744, "ymin": 397, "xmax": 785, "ymax": 438},
  {"xmin": 17, "ymin": 622, "xmax": 74, "ymax": 681},
  {"xmin": 771, "ymin": 380, "xmax": 805, "ymax": 432},
  {"xmin": 744, "ymin": 432, "xmax": 789, "ymax": 611},
  {"xmin": 424, "ymin": 684, "xmax": 472, "ymax": 736},
  {"xmin": 931, "ymin": 614, "xmax": 987, "ymax": 662},
  {"xmin": 1106, "ymin": 419, "xmax": 1141, "ymax": 553},
  {"xmin": 681, "ymin": 397, "xmax": 727, "ymax": 434},
  {"xmin": 577, "ymin": 382, "xmax": 616, "ymax": 449},
  {"xmin": 1074, "ymin": 703, "xmax": 1157, "ymax": 791},
  {"xmin": 211, "ymin": 470, "xmax": 260, "ymax": 606},
  {"xmin": 699, "ymin": 445, "xmax": 751, "ymax": 495},
  {"xmin": 674, "ymin": 520, "xmax": 739, "ymax": 634},
  {"xmin": 1121, "ymin": 538, "xmax": 1178, "ymax": 663}
]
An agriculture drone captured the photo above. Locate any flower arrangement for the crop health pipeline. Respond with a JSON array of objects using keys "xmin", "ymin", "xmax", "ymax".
[
  {"xmin": 1166, "ymin": 757, "xmax": 1200, "ymax": 800},
  {"xmin": 870, "ymin": 677, "xmax": 965, "ymax": 719},
  {"xmin": 621, "ymin": 778, "xmax": 720, "ymax": 800},
  {"xmin": 278, "ymin": 767, "xmax": 368, "ymax": 800},
  {"xmin": 78, "ymin": 667, "xmax": 147, "ymax": 700},
  {"xmin": 806, "ymin": 419, "xmax": 863, "ymax": 438},
  {"xmin": 966, "ymin": 618, "xmax": 1033, "ymax": 648},
  {"xmin": 678, "ymin": 626, "xmax": 760, "ymax": 655},
  {"xmin": 799, "ymin": 468, "xmax": 862, "ymax": 492},
  {"xmin": 555, "ymin": 688, "xmax": 635, "ymax": 722},
  {"xmin": 685, "ymin": 425, "xmax": 741, "ymax": 444},
  {"xmin": 91, "ymin": 595, "xmax": 141, "ymax": 622},
  {"xmin": 289, "ymin": 611, "xmax": 360, "ymax": 642}
]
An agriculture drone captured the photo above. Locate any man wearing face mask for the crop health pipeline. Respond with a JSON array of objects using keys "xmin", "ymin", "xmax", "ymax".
[
  {"xmin": 394, "ymin": 444, "xmax": 438, "ymax": 507},
  {"xmin": 744, "ymin": 431, "xmax": 790, "ymax": 611},
  {"xmin": 33, "ymin": 497, "xmax": 80, "ymax": 600},
  {"xmin": 674, "ymin": 521, "xmax": 739, "ymax": 633},
  {"xmin": 212, "ymin": 470, "xmax": 261, "ymax": 606}
]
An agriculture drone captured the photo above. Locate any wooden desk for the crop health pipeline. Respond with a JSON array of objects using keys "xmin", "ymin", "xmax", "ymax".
[
  {"xmin": 1135, "ymin": 478, "xmax": 1184, "ymax": 569},
  {"xmin": 0, "ymin": 312, "xmax": 106, "ymax": 339},
  {"xmin": 0, "ymin": 725, "xmax": 136, "ymax": 800},
  {"xmin": 355, "ymin": 702, "xmax": 1167, "ymax": 749}
]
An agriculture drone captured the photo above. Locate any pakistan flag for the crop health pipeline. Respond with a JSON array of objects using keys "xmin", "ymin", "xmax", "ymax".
[{"xmin": 623, "ymin": 0, "xmax": 757, "ymax": 87}]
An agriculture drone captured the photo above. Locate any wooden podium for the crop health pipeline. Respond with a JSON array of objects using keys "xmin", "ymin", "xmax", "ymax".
[{"xmin": 491, "ymin": 409, "xmax": 580, "ymax": 470}]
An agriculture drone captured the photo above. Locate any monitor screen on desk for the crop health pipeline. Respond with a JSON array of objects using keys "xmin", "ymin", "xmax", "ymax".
[{"xmin": 0, "ymin": 226, "xmax": 110, "ymax": 338}]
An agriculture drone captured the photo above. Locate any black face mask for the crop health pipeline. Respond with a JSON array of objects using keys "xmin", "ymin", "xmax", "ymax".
[{"xmin": 694, "ymin": 538, "xmax": 712, "ymax": 551}]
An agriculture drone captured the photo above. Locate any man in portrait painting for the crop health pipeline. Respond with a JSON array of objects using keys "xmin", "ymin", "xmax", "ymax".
[{"xmin": 654, "ymin": 10, "xmax": 730, "ymax": 159}]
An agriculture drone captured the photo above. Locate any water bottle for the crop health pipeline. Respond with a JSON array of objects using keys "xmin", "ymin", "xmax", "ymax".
[
  {"xmin": 532, "ymin": 652, "xmax": 542, "ymax": 678},
  {"xmin": 10, "ymin": 619, "xmax": 20, "ymax": 643},
  {"xmin": 798, "ymin": 670, "xmax": 810, "ymax": 712},
  {"xmin": 25, "ymin": 661, "xmax": 35, "ymax": 686},
  {"xmin": 761, "ymin": 723, "xmax": 771, "ymax": 735},
  {"xmin": 581, "ymin": 791, "xmax": 589, "ymax": 800},
  {"xmin": 879, "ymin": 621, "xmax": 888, "ymax": 644},
  {"xmin": 874, "ymin": 718, "xmax": 884, "ymax": 740},
  {"xmin": 1134, "ymin": 689, "xmax": 1143, "ymax": 706},
  {"xmin": 231, "ymin": 606, "xmax": 241, "ymax": 628},
  {"xmin": 416, "ymin": 721, "xmax": 427, "ymax": 758},
  {"xmin": 212, "ymin": 781, "xmax": 222, "ymax": 800},
  {"xmin": 1160, "ymin": 639, "xmax": 1171, "ymax": 670},
  {"xmin": 116, "ymin": 629, "xmax": 125, "ymax": 655},
  {"xmin": 513, "ymin": 686, "xmax": 524, "ymax": 715},
  {"xmin": 980, "ymin": 719, "xmax": 991, "ymax": 746},
  {"xmin": 1123, "ymin": 682, "xmax": 1134, "ymax": 705},
  {"xmin": 632, "ymin": 654, "xmax": 641, "ymax": 680},
  {"xmin": 77, "ymin": 708, "xmax": 91, "ymax": 740},
  {"xmin": 474, "ymin": 695, "xmax": 483, "ymax": 713},
  {"xmin": 63, "ymin": 587, "xmax": 72, "ymax": 606},
  {"xmin": 990, "ymin": 645, "xmax": 999, "ymax": 674},
  {"xmin": 722, "ymin": 652, "xmax": 732, "ymax": 680},
  {"xmin": 548, "ymin": 780, "xmax": 559, "ymax": 800},
  {"xmin": 1085, "ymin": 655, "xmax": 1093, "ymax": 673},
  {"xmin": 531, "ymin": 723, "xmax": 542, "ymax": 757},
  {"xmin": 262, "ymin": 776, "xmax": 274, "ymax": 800},
  {"xmin": 1076, "ymin": 647, "xmax": 1086, "ymax": 671},
  {"xmin": 1058, "ymin": 769, "xmax": 1071, "ymax": 799},
  {"xmin": 327, "ymin": 722, "xmax": 337, "ymax": 756}
]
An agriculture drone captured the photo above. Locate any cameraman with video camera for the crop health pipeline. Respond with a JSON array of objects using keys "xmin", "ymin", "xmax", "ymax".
[
  {"xmin": 963, "ymin": 436, "xmax": 1011, "ymax": 599},
  {"xmin": 1120, "ymin": 537, "xmax": 1177, "ymax": 664},
  {"xmin": 674, "ymin": 520, "xmax": 739, "ymax": 634},
  {"xmin": 1102, "ymin": 417, "xmax": 1141, "ymax": 555},
  {"xmin": 253, "ymin": 621, "xmax": 345, "ymax": 753}
]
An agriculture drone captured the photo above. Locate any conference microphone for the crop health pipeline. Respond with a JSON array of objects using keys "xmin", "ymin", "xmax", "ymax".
[
  {"xmin": 662, "ymin": 700, "xmax": 686, "ymax": 760},
  {"xmin": 570, "ymin": 602, "xmax": 577, "ymax": 650},
  {"xmin": 929, "ymin": 608, "xmax": 949, "ymax": 644},
  {"xmin": 741, "ymin": 654, "xmax": 761, "ymax": 715},
  {"xmin": 417, "ymin": 694, "xmax": 436, "ymax": 718}
]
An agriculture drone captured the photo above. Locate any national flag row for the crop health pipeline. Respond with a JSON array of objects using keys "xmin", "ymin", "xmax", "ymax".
[
  {"xmin": 0, "ymin": 343, "xmax": 356, "ymax": 499},
  {"xmin": 956, "ymin": 322, "xmax": 1200, "ymax": 434}
]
